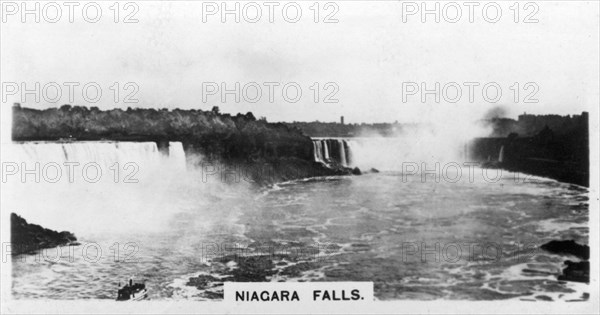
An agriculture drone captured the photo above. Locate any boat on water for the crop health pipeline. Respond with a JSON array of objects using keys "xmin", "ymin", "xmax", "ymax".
[{"xmin": 116, "ymin": 278, "xmax": 148, "ymax": 301}]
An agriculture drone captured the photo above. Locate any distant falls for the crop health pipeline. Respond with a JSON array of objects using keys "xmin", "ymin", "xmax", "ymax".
[
  {"xmin": 312, "ymin": 139, "xmax": 351, "ymax": 167},
  {"xmin": 313, "ymin": 137, "xmax": 472, "ymax": 171}
]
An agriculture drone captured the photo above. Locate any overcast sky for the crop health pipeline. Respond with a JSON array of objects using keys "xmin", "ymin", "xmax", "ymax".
[{"xmin": 2, "ymin": 1, "xmax": 598, "ymax": 123}]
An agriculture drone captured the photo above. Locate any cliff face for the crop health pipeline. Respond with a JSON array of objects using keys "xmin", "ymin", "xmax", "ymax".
[
  {"xmin": 11, "ymin": 213, "xmax": 78, "ymax": 255},
  {"xmin": 12, "ymin": 105, "xmax": 313, "ymax": 162},
  {"xmin": 470, "ymin": 115, "xmax": 589, "ymax": 186}
]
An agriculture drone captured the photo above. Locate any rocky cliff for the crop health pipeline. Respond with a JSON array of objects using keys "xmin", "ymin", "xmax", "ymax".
[{"xmin": 470, "ymin": 113, "xmax": 588, "ymax": 186}]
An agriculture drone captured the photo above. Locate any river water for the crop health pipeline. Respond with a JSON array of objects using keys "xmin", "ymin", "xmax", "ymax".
[{"xmin": 9, "ymin": 143, "xmax": 588, "ymax": 301}]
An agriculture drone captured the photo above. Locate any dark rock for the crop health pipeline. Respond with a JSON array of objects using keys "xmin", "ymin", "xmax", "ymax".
[
  {"xmin": 203, "ymin": 291, "xmax": 224, "ymax": 299},
  {"xmin": 558, "ymin": 261, "xmax": 589, "ymax": 283},
  {"xmin": 10, "ymin": 213, "xmax": 78, "ymax": 255},
  {"xmin": 352, "ymin": 167, "xmax": 362, "ymax": 175},
  {"xmin": 540, "ymin": 240, "xmax": 589, "ymax": 260},
  {"xmin": 218, "ymin": 255, "xmax": 277, "ymax": 282},
  {"xmin": 279, "ymin": 262, "xmax": 317, "ymax": 277},
  {"xmin": 246, "ymin": 158, "xmax": 346, "ymax": 186},
  {"xmin": 186, "ymin": 275, "xmax": 225, "ymax": 289},
  {"xmin": 581, "ymin": 293, "xmax": 590, "ymax": 300},
  {"xmin": 369, "ymin": 168, "xmax": 380, "ymax": 173},
  {"xmin": 535, "ymin": 295, "xmax": 553, "ymax": 301}
]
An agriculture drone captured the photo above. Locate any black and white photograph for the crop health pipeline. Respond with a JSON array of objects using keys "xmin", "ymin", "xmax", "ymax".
[{"xmin": 0, "ymin": 1, "xmax": 598, "ymax": 314}]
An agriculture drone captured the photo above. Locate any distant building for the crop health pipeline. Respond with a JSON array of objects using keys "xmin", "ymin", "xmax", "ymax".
[{"xmin": 340, "ymin": 116, "xmax": 344, "ymax": 125}]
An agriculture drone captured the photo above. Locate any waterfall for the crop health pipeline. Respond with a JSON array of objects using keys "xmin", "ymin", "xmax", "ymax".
[
  {"xmin": 168, "ymin": 142, "xmax": 187, "ymax": 169},
  {"xmin": 313, "ymin": 141, "xmax": 325, "ymax": 163},
  {"xmin": 338, "ymin": 139, "xmax": 347, "ymax": 167},
  {"xmin": 314, "ymin": 136, "xmax": 467, "ymax": 171},
  {"xmin": 312, "ymin": 138, "xmax": 350, "ymax": 167},
  {"xmin": 5, "ymin": 141, "xmax": 187, "ymax": 172},
  {"xmin": 2, "ymin": 140, "xmax": 189, "ymax": 235}
]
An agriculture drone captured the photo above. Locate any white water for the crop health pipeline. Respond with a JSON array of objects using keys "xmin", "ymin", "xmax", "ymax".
[
  {"xmin": 312, "ymin": 116, "xmax": 491, "ymax": 171},
  {"xmin": 10, "ymin": 142, "xmax": 161, "ymax": 166},
  {"xmin": 168, "ymin": 142, "xmax": 187, "ymax": 170},
  {"xmin": 312, "ymin": 138, "xmax": 349, "ymax": 167},
  {"xmin": 2, "ymin": 141, "xmax": 193, "ymax": 236},
  {"xmin": 4, "ymin": 138, "xmax": 589, "ymax": 301},
  {"xmin": 313, "ymin": 137, "xmax": 472, "ymax": 171},
  {"xmin": 313, "ymin": 141, "xmax": 324, "ymax": 163}
]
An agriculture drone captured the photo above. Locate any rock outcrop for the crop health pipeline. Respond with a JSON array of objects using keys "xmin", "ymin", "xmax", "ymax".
[
  {"xmin": 540, "ymin": 240, "xmax": 589, "ymax": 260},
  {"xmin": 10, "ymin": 213, "xmax": 78, "ymax": 255},
  {"xmin": 558, "ymin": 261, "xmax": 589, "ymax": 283},
  {"xmin": 540, "ymin": 240, "xmax": 589, "ymax": 283}
]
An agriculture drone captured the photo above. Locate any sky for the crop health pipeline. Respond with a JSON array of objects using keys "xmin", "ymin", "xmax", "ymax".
[{"xmin": 1, "ymin": 1, "xmax": 599, "ymax": 124}]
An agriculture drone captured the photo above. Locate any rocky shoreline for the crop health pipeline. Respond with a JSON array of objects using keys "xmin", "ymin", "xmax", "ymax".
[
  {"xmin": 10, "ymin": 213, "xmax": 79, "ymax": 256},
  {"xmin": 540, "ymin": 240, "xmax": 590, "ymax": 283}
]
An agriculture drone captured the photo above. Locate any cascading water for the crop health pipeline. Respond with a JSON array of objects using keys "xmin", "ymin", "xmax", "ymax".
[
  {"xmin": 168, "ymin": 142, "xmax": 187, "ymax": 169},
  {"xmin": 311, "ymin": 138, "xmax": 350, "ymax": 167},
  {"xmin": 2, "ymin": 141, "xmax": 189, "ymax": 235},
  {"xmin": 8, "ymin": 141, "xmax": 186, "ymax": 169},
  {"xmin": 313, "ymin": 139, "xmax": 325, "ymax": 164},
  {"xmin": 339, "ymin": 141, "xmax": 347, "ymax": 167},
  {"xmin": 313, "ymin": 137, "xmax": 471, "ymax": 171}
]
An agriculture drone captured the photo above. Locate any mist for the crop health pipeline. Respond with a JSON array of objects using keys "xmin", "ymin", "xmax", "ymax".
[
  {"xmin": 2, "ymin": 142, "xmax": 254, "ymax": 239},
  {"xmin": 347, "ymin": 107, "xmax": 492, "ymax": 171}
]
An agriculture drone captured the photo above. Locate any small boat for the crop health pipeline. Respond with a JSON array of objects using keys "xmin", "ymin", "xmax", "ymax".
[{"xmin": 116, "ymin": 278, "xmax": 148, "ymax": 301}]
